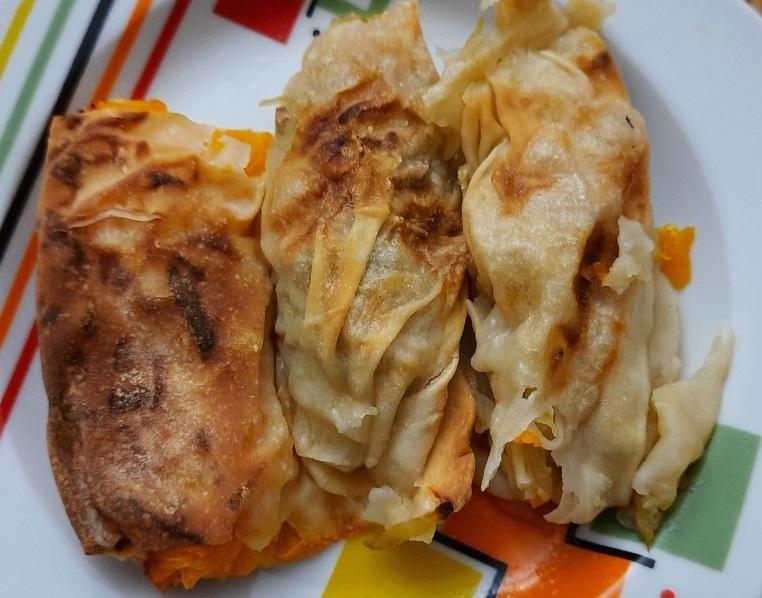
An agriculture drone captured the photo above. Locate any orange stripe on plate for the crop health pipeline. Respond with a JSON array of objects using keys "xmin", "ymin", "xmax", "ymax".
[
  {"xmin": 0, "ymin": 232, "xmax": 37, "ymax": 349},
  {"xmin": 0, "ymin": 322, "xmax": 38, "ymax": 438},
  {"xmin": 90, "ymin": 0, "xmax": 153, "ymax": 104},
  {"xmin": 131, "ymin": 0, "xmax": 190, "ymax": 99},
  {"xmin": 442, "ymin": 489, "xmax": 629, "ymax": 598}
]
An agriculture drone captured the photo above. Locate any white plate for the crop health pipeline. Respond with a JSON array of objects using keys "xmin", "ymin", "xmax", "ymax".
[{"xmin": 1, "ymin": 1, "xmax": 761, "ymax": 596}]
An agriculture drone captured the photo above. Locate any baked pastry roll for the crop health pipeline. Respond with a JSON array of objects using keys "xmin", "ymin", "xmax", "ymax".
[
  {"xmin": 426, "ymin": 0, "xmax": 732, "ymax": 541},
  {"xmin": 36, "ymin": 102, "xmax": 297, "ymax": 567},
  {"xmin": 261, "ymin": 1, "xmax": 474, "ymax": 539}
]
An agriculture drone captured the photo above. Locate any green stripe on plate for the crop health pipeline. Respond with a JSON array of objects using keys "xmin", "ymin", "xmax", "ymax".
[
  {"xmin": 0, "ymin": 0, "xmax": 35, "ymax": 79},
  {"xmin": 0, "ymin": 0, "xmax": 75, "ymax": 175},
  {"xmin": 593, "ymin": 423, "xmax": 761, "ymax": 571},
  {"xmin": 317, "ymin": 0, "xmax": 392, "ymax": 17}
]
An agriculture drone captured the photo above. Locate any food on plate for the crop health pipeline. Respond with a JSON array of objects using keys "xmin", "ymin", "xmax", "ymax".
[
  {"xmin": 34, "ymin": 0, "xmax": 736, "ymax": 590},
  {"xmin": 36, "ymin": 2, "xmax": 474, "ymax": 589},
  {"xmin": 424, "ymin": 0, "xmax": 733, "ymax": 543},
  {"xmin": 261, "ymin": 0, "xmax": 474, "ymax": 542},
  {"xmin": 36, "ymin": 101, "xmax": 305, "ymax": 584}
]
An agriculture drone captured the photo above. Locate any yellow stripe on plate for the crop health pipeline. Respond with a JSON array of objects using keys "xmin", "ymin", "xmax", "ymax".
[
  {"xmin": 0, "ymin": 0, "xmax": 35, "ymax": 80},
  {"xmin": 323, "ymin": 537, "xmax": 481, "ymax": 598}
]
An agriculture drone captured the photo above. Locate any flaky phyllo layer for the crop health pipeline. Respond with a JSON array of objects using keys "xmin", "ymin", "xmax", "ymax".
[
  {"xmin": 425, "ymin": 0, "xmax": 733, "ymax": 543},
  {"xmin": 261, "ymin": 1, "xmax": 474, "ymax": 540}
]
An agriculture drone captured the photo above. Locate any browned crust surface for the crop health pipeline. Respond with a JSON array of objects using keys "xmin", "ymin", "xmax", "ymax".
[{"xmin": 37, "ymin": 109, "xmax": 282, "ymax": 557}]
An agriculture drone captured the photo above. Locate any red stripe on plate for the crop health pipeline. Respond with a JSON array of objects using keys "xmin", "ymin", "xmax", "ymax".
[
  {"xmin": 214, "ymin": 0, "xmax": 306, "ymax": 44},
  {"xmin": 0, "ymin": 322, "xmax": 38, "ymax": 439},
  {"xmin": 131, "ymin": 0, "xmax": 190, "ymax": 99}
]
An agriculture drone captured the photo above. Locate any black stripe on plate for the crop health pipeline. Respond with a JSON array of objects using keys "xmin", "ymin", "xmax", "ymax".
[
  {"xmin": 434, "ymin": 531, "xmax": 507, "ymax": 598},
  {"xmin": 564, "ymin": 523, "xmax": 656, "ymax": 568},
  {"xmin": 306, "ymin": 0, "xmax": 319, "ymax": 18},
  {"xmin": 0, "ymin": 0, "xmax": 115, "ymax": 266}
]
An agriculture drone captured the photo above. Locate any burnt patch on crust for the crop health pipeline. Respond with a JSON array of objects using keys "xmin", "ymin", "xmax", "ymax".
[
  {"xmin": 108, "ymin": 355, "xmax": 165, "ymax": 412},
  {"xmin": 547, "ymin": 218, "xmax": 621, "ymax": 389},
  {"xmin": 578, "ymin": 49, "xmax": 613, "ymax": 76},
  {"xmin": 111, "ymin": 496, "xmax": 206, "ymax": 546},
  {"xmin": 491, "ymin": 161, "xmax": 554, "ymax": 215},
  {"xmin": 575, "ymin": 217, "xmax": 620, "ymax": 301},
  {"xmin": 364, "ymin": 130, "xmax": 400, "ymax": 151},
  {"xmin": 436, "ymin": 500, "xmax": 455, "ymax": 519},
  {"xmin": 301, "ymin": 104, "xmax": 342, "ymax": 149},
  {"xmin": 40, "ymin": 305, "xmax": 62, "ymax": 328},
  {"xmin": 42, "ymin": 217, "xmax": 87, "ymax": 274},
  {"xmin": 338, "ymin": 99, "xmax": 389, "ymax": 125},
  {"xmin": 621, "ymin": 154, "xmax": 650, "ymax": 223},
  {"xmin": 71, "ymin": 133, "xmax": 120, "ymax": 164},
  {"xmin": 545, "ymin": 322, "xmax": 581, "ymax": 384},
  {"xmin": 112, "ymin": 537, "xmax": 132, "ymax": 554},
  {"xmin": 98, "ymin": 251, "xmax": 132, "ymax": 290},
  {"xmin": 227, "ymin": 488, "xmax": 243, "ymax": 510},
  {"xmin": 82, "ymin": 306, "xmax": 97, "ymax": 336},
  {"xmin": 195, "ymin": 429, "xmax": 211, "ymax": 453},
  {"xmin": 114, "ymin": 337, "xmax": 135, "ymax": 372},
  {"xmin": 188, "ymin": 231, "xmax": 240, "ymax": 260},
  {"xmin": 167, "ymin": 256, "xmax": 216, "ymax": 360},
  {"xmin": 135, "ymin": 140, "xmax": 151, "ymax": 159},
  {"xmin": 51, "ymin": 154, "xmax": 83, "ymax": 188},
  {"xmin": 64, "ymin": 115, "xmax": 84, "ymax": 130},
  {"xmin": 316, "ymin": 133, "xmax": 357, "ymax": 180},
  {"xmin": 109, "ymin": 385, "xmax": 158, "ymax": 412},
  {"xmin": 49, "ymin": 133, "xmax": 125, "ymax": 188},
  {"xmin": 146, "ymin": 170, "xmax": 186, "ymax": 189},
  {"xmin": 85, "ymin": 112, "xmax": 149, "ymax": 133},
  {"xmin": 142, "ymin": 157, "xmax": 199, "ymax": 190}
]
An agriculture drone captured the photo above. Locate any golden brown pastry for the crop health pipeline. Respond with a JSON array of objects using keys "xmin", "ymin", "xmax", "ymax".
[
  {"xmin": 36, "ymin": 102, "xmax": 297, "ymax": 562},
  {"xmin": 425, "ymin": 0, "xmax": 733, "ymax": 541},
  {"xmin": 261, "ymin": 0, "xmax": 474, "ymax": 540}
]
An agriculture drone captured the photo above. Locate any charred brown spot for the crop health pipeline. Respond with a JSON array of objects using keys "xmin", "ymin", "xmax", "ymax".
[
  {"xmin": 113, "ymin": 537, "xmax": 132, "ymax": 553},
  {"xmin": 301, "ymin": 105, "xmax": 342, "ymax": 149},
  {"xmin": 338, "ymin": 99, "xmax": 390, "ymax": 125},
  {"xmin": 40, "ymin": 305, "xmax": 62, "ymax": 327},
  {"xmin": 582, "ymin": 50, "xmax": 613, "ymax": 75},
  {"xmin": 98, "ymin": 251, "xmax": 132, "ymax": 289},
  {"xmin": 82, "ymin": 306, "xmax": 97, "ymax": 335},
  {"xmin": 621, "ymin": 155, "xmax": 650, "ymax": 222},
  {"xmin": 108, "ymin": 356, "xmax": 165, "ymax": 412},
  {"xmin": 575, "ymin": 218, "xmax": 619, "ymax": 307},
  {"xmin": 195, "ymin": 429, "xmax": 211, "ymax": 452},
  {"xmin": 168, "ymin": 257, "xmax": 216, "ymax": 360},
  {"xmin": 86, "ymin": 112, "xmax": 148, "ymax": 133},
  {"xmin": 42, "ymin": 213, "xmax": 87, "ymax": 272},
  {"xmin": 316, "ymin": 133, "xmax": 357, "ymax": 180},
  {"xmin": 228, "ymin": 489, "xmax": 243, "ymax": 510},
  {"xmin": 114, "ymin": 337, "xmax": 135, "ymax": 372},
  {"xmin": 189, "ymin": 231, "xmax": 239, "ymax": 259},
  {"xmin": 64, "ymin": 115, "xmax": 83, "ymax": 130},
  {"xmin": 109, "ymin": 385, "xmax": 156, "ymax": 411},
  {"xmin": 114, "ymin": 497, "xmax": 205, "ymax": 545},
  {"xmin": 142, "ymin": 158, "xmax": 199, "ymax": 190},
  {"xmin": 491, "ymin": 162, "xmax": 554, "ymax": 214},
  {"xmin": 51, "ymin": 154, "xmax": 82, "ymax": 187},
  {"xmin": 68, "ymin": 347, "xmax": 86, "ymax": 371},
  {"xmin": 146, "ymin": 170, "xmax": 186, "ymax": 189},
  {"xmin": 436, "ymin": 500, "xmax": 455, "ymax": 519},
  {"xmin": 71, "ymin": 134, "xmax": 120, "ymax": 164},
  {"xmin": 546, "ymin": 322, "xmax": 581, "ymax": 381},
  {"xmin": 136, "ymin": 140, "xmax": 150, "ymax": 159}
]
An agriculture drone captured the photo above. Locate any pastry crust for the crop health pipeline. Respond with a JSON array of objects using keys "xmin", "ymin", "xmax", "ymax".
[
  {"xmin": 261, "ymin": 0, "xmax": 474, "ymax": 536},
  {"xmin": 37, "ymin": 106, "xmax": 295, "ymax": 558}
]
